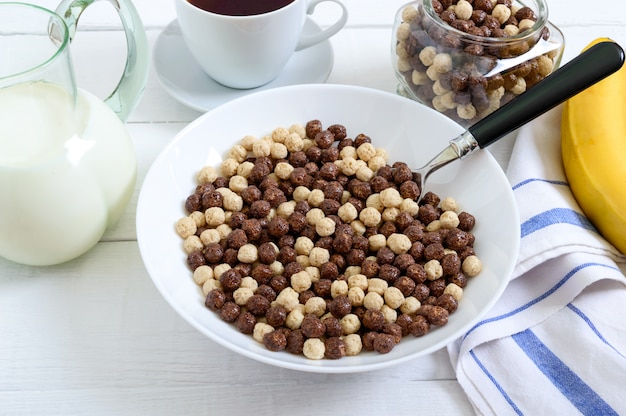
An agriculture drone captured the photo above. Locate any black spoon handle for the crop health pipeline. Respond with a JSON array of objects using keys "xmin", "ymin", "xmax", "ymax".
[{"xmin": 468, "ymin": 41, "xmax": 625, "ymax": 148}]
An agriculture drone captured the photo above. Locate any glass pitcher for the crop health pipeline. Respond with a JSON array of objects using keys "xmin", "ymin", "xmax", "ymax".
[{"xmin": 0, "ymin": 1, "xmax": 149, "ymax": 266}]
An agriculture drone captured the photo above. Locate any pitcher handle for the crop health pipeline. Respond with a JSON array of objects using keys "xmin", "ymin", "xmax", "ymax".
[{"xmin": 55, "ymin": 0, "xmax": 149, "ymax": 121}]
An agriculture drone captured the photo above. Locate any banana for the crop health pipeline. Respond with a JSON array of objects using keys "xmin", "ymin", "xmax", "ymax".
[{"xmin": 561, "ymin": 38, "xmax": 626, "ymax": 254}]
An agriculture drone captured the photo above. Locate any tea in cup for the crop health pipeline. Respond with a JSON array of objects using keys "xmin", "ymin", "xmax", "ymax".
[{"xmin": 175, "ymin": 0, "xmax": 348, "ymax": 89}]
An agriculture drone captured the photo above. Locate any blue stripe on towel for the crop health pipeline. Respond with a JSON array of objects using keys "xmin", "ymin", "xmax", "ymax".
[
  {"xmin": 521, "ymin": 208, "xmax": 596, "ymax": 238},
  {"xmin": 567, "ymin": 304, "xmax": 626, "ymax": 360},
  {"xmin": 464, "ymin": 263, "xmax": 620, "ymax": 338},
  {"xmin": 512, "ymin": 329, "xmax": 619, "ymax": 416},
  {"xmin": 470, "ymin": 350, "xmax": 523, "ymax": 415},
  {"xmin": 512, "ymin": 178, "xmax": 569, "ymax": 191}
]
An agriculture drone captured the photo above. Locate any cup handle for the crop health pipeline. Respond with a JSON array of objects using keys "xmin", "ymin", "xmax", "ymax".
[
  {"xmin": 295, "ymin": 0, "xmax": 348, "ymax": 51},
  {"xmin": 55, "ymin": 0, "xmax": 149, "ymax": 121}
]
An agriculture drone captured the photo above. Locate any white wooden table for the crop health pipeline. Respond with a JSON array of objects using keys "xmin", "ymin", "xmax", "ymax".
[{"xmin": 2, "ymin": 1, "xmax": 625, "ymax": 414}]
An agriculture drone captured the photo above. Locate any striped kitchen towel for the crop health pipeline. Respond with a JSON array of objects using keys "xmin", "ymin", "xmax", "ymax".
[{"xmin": 448, "ymin": 106, "xmax": 626, "ymax": 415}]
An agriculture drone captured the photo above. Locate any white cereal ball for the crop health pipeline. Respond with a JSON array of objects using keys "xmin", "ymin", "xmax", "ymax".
[
  {"xmin": 237, "ymin": 244, "xmax": 259, "ymax": 263},
  {"xmin": 440, "ymin": 196, "xmax": 458, "ymax": 212},
  {"xmin": 201, "ymin": 278, "xmax": 222, "ymax": 296},
  {"xmin": 433, "ymin": 53, "xmax": 453, "ymax": 73},
  {"xmin": 285, "ymin": 308, "xmax": 305, "ymax": 329},
  {"xmin": 337, "ymin": 202, "xmax": 358, "ymax": 223},
  {"xmin": 183, "ymin": 235, "xmax": 203, "ymax": 254},
  {"xmin": 424, "ymin": 259, "xmax": 443, "ymax": 280},
  {"xmin": 192, "ymin": 265, "xmax": 214, "ymax": 285},
  {"xmin": 220, "ymin": 157, "xmax": 239, "ymax": 178},
  {"xmin": 175, "ymin": 216, "xmax": 197, "ymax": 238},
  {"xmin": 356, "ymin": 142, "xmax": 377, "ymax": 161},
  {"xmin": 330, "ymin": 279, "xmax": 349, "ymax": 298},
  {"xmin": 228, "ymin": 175, "xmax": 248, "ymax": 193},
  {"xmin": 239, "ymin": 134, "xmax": 256, "ymax": 151},
  {"xmin": 200, "ymin": 228, "xmax": 220, "ymax": 245},
  {"xmin": 253, "ymin": 322, "xmax": 275, "ymax": 343},
  {"xmin": 419, "ymin": 45, "xmax": 437, "ymax": 66},
  {"xmin": 284, "ymin": 132, "xmax": 304, "ymax": 153},
  {"xmin": 340, "ymin": 157, "xmax": 360, "ymax": 176},
  {"xmin": 316, "ymin": 217, "xmax": 336, "ymax": 237},
  {"xmin": 292, "ymin": 186, "xmax": 311, "ymax": 202},
  {"xmin": 274, "ymin": 287, "xmax": 300, "ymax": 311},
  {"xmin": 213, "ymin": 263, "xmax": 231, "ymax": 280},
  {"xmin": 382, "ymin": 207, "xmax": 400, "ymax": 223},
  {"xmin": 365, "ymin": 193, "xmax": 384, "ymax": 211},
  {"xmin": 426, "ymin": 64, "xmax": 442, "ymax": 82},
  {"xmin": 307, "ymin": 189, "xmax": 325, "ymax": 207},
  {"xmin": 367, "ymin": 278, "xmax": 388, "ymax": 295},
  {"xmin": 241, "ymin": 276, "xmax": 258, "ymax": 290},
  {"xmin": 302, "ymin": 338, "xmax": 325, "ymax": 360},
  {"xmin": 363, "ymin": 291, "xmax": 384, "ymax": 310},
  {"xmin": 296, "ymin": 254, "xmax": 311, "ymax": 268},
  {"xmin": 340, "ymin": 313, "xmax": 361, "ymax": 335},
  {"xmin": 518, "ymin": 18, "xmax": 536, "ymax": 33},
  {"xmin": 289, "ymin": 123, "xmax": 306, "ymax": 138},
  {"xmin": 455, "ymin": 0, "xmax": 473, "ymax": 20},
  {"xmin": 236, "ymin": 161, "xmax": 254, "ymax": 178},
  {"xmin": 304, "ymin": 296, "xmax": 327, "ymax": 317},
  {"xmin": 339, "ymin": 146, "xmax": 357, "ymax": 160},
  {"xmin": 270, "ymin": 142, "xmax": 288, "ymax": 160},
  {"xmin": 228, "ymin": 144, "xmax": 248, "ymax": 163},
  {"xmin": 343, "ymin": 333, "xmax": 363, "ymax": 356},
  {"xmin": 510, "ymin": 77, "xmax": 527, "ymax": 95},
  {"xmin": 291, "ymin": 270, "xmax": 312, "ymax": 293},
  {"xmin": 305, "ymin": 266, "xmax": 320, "ymax": 282},
  {"xmin": 400, "ymin": 198, "xmax": 419, "ymax": 216},
  {"xmin": 306, "ymin": 208, "xmax": 325, "ymax": 226},
  {"xmin": 400, "ymin": 296, "xmax": 421, "ymax": 315},
  {"xmin": 411, "ymin": 70, "xmax": 429, "ymax": 86},
  {"xmin": 294, "ymin": 236, "xmax": 314, "ymax": 255},
  {"xmin": 444, "ymin": 283, "xmax": 464, "ymax": 301},
  {"xmin": 537, "ymin": 54, "xmax": 555, "ymax": 77},
  {"xmin": 347, "ymin": 286, "xmax": 365, "ymax": 307},
  {"xmin": 252, "ymin": 139, "xmax": 271, "ymax": 157},
  {"xmin": 462, "ymin": 255, "xmax": 483, "ymax": 277},
  {"xmin": 216, "ymin": 223, "xmax": 232, "ymax": 240},
  {"xmin": 492, "ymin": 3, "xmax": 512, "ymax": 24},
  {"xmin": 350, "ymin": 219, "xmax": 366, "ymax": 236},
  {"xmin": 367, "ymin": 155, "xmax": 387, "ymax": 172},
  {"xmin": 271, "ymin": 126, "xmax": 289, "ymax": 143},
  {"xmin": 197, "ymin": 165, "xmax": 218, "ymax": 184},
  {"xmin": 359, "ymin": 206, "xmax": 382, "ymax": 228},
  {"xmin": 309, "ymin": 246, "xmax": 330, "ymax": 266},
  {"xmin": 368, "ymin": 234, "xmax": 387, "ymax": 252},
  {"xmin": 383, "ymin": 286, "xmax": 405, "ymax": 309},
  {"xmin": 457, "ymin": 103, "xmax": 477, "ymax": 120},
  {"xmin": 356, "ymin": 165, "xmax": 375, "ymax": 182},
  {"xmin": 387, "ymin": 233, "xmax": 412, "ymax": 255},
  {"xmin": 273, "ymin": 162, "xmax": 293, "ymax": 180},
  {"xmin": 347, "ymin": 274, "xmax": 368, "ymax": 290},
  {"xmin": 439, "ymin": 211, "xmax": 460, "ymax": 229},
  {"xmin": 233, "ymin": 287, "xmax": 254, "ymax": 306},
  {"xmin": 222, "ymin": 192, "xmax": 243, "ymax": 212},
  {"xmin": 189, "ymin": 210, "xmax": 206, "ymax": 228},
  {"xmin": 381, "ymin": 304, "xmax": 397, "ymax": 323},
  {"xmin": 205, "ymin": 207, "xmax": 226, "ymax": 227},
  {"xmin": 380, "ymin": 187, "xmax": 403, "ymax": 208},
  {"xmin": 401, "ymin": 5, "xmax": 418, "ymax": 23},
  {"xmin": 426, "ymin": 219, "xmax": 441, "ymax": 232},
  {"xmin": 276, "ymin": 200, "xmax": 296, "ymax": 218}
]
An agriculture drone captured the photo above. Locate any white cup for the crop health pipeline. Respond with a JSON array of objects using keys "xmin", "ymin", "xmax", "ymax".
[{"xmin": 175, "ymin": 0, "xmax": 348, "ymax": 89}]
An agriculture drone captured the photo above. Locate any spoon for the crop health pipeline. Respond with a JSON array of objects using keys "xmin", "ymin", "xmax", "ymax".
[{"xmin": 415, "ymin": 41, "xmax": 625, "ymax": 201}]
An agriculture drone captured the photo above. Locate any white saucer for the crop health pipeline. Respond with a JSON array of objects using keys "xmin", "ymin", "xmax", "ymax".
[{"xmin": 153, "ymin": 18, "xmax": 335, "ymax": 112}]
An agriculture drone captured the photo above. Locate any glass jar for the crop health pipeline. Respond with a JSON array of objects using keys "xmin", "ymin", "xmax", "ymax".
[{"xmin": 392, "ymin": 0, "xmax": 564, "ymax": 127}]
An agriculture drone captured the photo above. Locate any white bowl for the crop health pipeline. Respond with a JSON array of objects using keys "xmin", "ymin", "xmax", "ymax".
[{"xmin": 136, "ymin": 84, "xmax": 519, "ymax": 373}]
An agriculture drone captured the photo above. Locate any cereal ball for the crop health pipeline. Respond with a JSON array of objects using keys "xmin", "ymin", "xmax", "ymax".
[
  {"xmin": 462, "ymin": 255, "xmax": 483, "ymax": 277},
  {"xmin": 192, "ymin": 265, "xmax": 214, "ymax": 285},
  {"xmin": 492, "ymin": 3, "xmax": 512, "ymax": 24},
  {"xmin": 343, "ymin": 333, "xmax": 363, "ymax": 356},
  {"xmin": 285, "ymin": 308, "xmax": 305, "ymax": 329},
  {"xmin": 197, "ymin": 165, "xmax": 218, "ymax": 184},
  {"xmin": 221, "ymin": 158, "xmax": 239, "ymax": 178},
  {"xmin": 252, "ymin": 139, "xmax": 271, "ymax": 157},
  {"xmin": 189, "ymin": 210, "xmax": 206, "ymax": 228},
  {"xmin": 440, "ymin": 197, "xmax": 458, "ymax": 212},
  {"xmin": 380, "ymin": 187, "xmax": 403, "ymax": 208},
  {"xmin": 253, "ymin": 322, "xmax": 275, "ymax": 343},
  {"xmin": 294, "ymin": 236, "xmax": 314, "ymax": 255},
  {"xmin": 237, "ymin": 243, "xmax": 258, "ymax": 263},
  {"xmin": 302, "ymin": 338, "xmax": 325, "ymax": 360},
  {"xmin": 241, "ymin": 276, "xmax": 258, "ymax": 290},
  {"xmin": 337, "ymin": 202, "xmax": 358, "ymax": 223},
  {"xmin": 439, "ymin": 211, "xmax": 460, "ymax": 229},
  {"xmin": 274, "ymin": 287, "xmax": 300, "ymax": 311},
  {"xmin": 330, "ymin": 279, "xmax": 349, "ymax": 298},
  {"xmin": 308, "ymin": 189, "xmax": 325, "ymax": 207},
  {"xmin": 233, "ymin": 287, "xmax": 254, "ymax": 306},
  {"xmin": 419, "ymin": 45, "xmax": 437, "ymax": 66},
  {"xmin": 263, "ymin": 330, "xmax": 287, "ymax": 352},
  {"xmin": 309, "ymin": 247, "xmax": 330, "ymax": 268},
  {"xmin": 204, "ymin": 207, "xmax": 226, "ymax": 227},
  {"xmin": 383, "ymin": 286, "xmax": 405, "ymax": 309},
  {"xmin": 356, "ymin": 142, "xmax": 377, "ymax": 161},
  {"xmin": 455, "ymin": 0, "xmax": 473, "ymax": 20},
  {"xmin": 291, "ymin": 270, "xmax": 312, "ymax": 293},
  {"xmin": 202, "ymin": 278, "xmax": 222, "ymax": 297},
  {"xmin": 359, "ymin": 207, "xmax": 382, "ymax": 228},
  {"xmin": 368, "ymin": 278, "xmax": 388, "ymax": 295},
  {"xmin": 304, "ymin": 296, "xmax": 327, "ymax": 317},
  {"xmin": 175, "ymin": 216, "xmax": 197, "ymax": 239},
  {"xmin": 347, "ymin": 274, "xmax": 368, "ymax": 291},
  {"xmin": 228, "ymin": 144, "xmax": 247, "ymax": 163},
  {"xmin": 183, "ymin": 235, "xmax": 203, "ymax": 254},
  {"xmin": 387, "ymin": 233, "xmax": 412, "ymax": 255},
  {"xmin": 400, "ymin": 296, "xmax": 421, "ymax": 315},
  {"xmin": 367, "ymin": 234, "xmax": 386, "ymax": 252},
  {"xmin": 363, "ymin": 291, "xmax": 384, "ymax": 311},
  {"xmin": 424, "ymin": 259, "xmax": 443, "ymax": 281},
  {"xmin": 347, "ymin": 286, "xmax": 365, "ymax": 307},
  {"xmin": 285, "ymin": 132, "xmax": 304, "ymax": 153},
  {"xmin": 340, "ymin": 313, "xmax": 361, "ymax": 335},
  {"xmin": 316, "ymin": 217, "xmax": 336, "ymax": 237}
]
